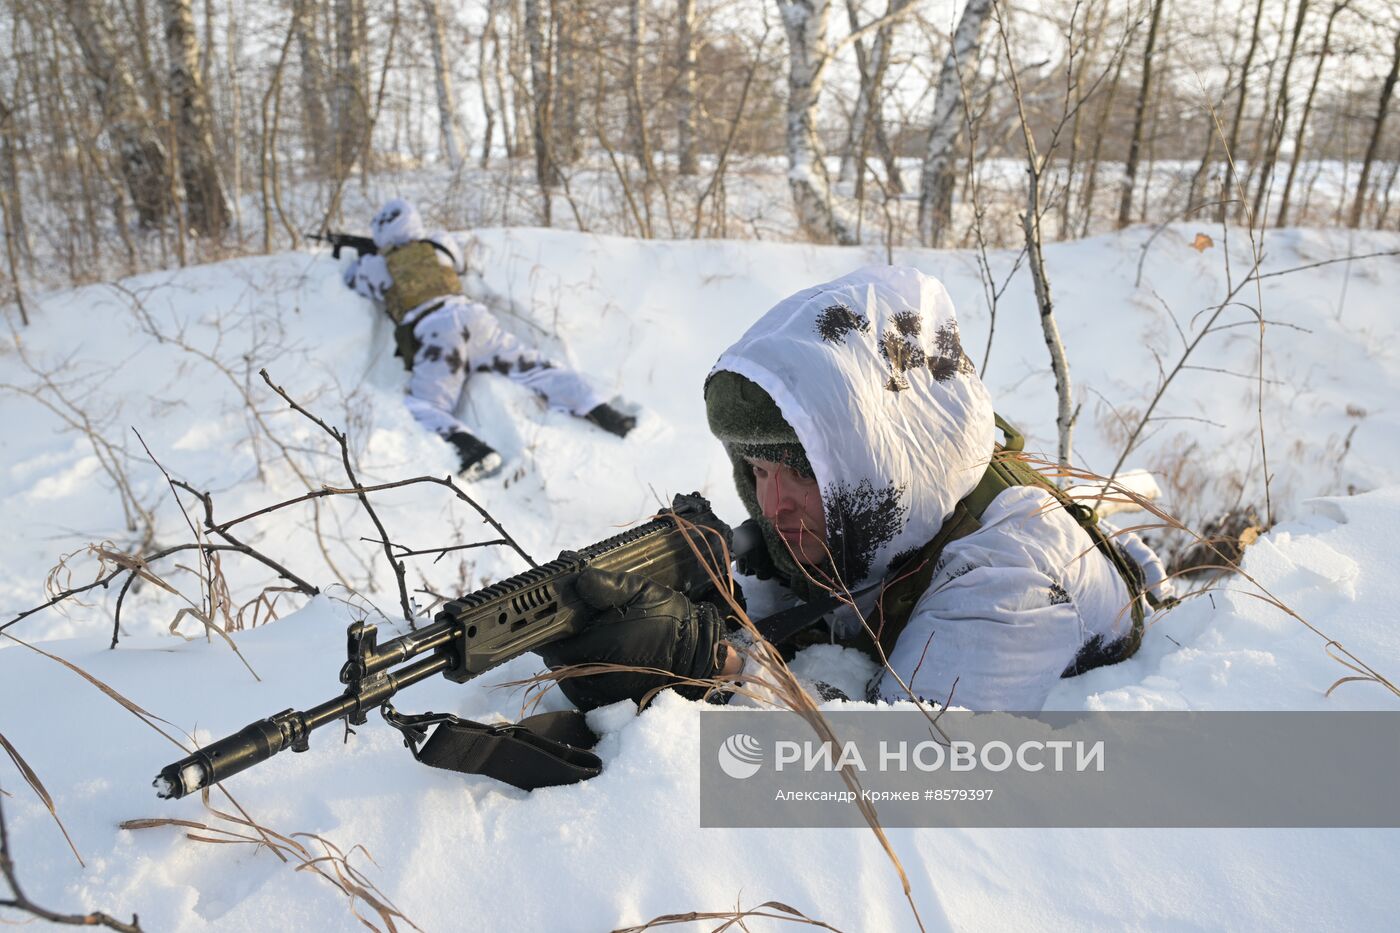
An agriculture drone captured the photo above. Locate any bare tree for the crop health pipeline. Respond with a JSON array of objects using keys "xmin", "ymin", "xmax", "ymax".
[
  {"xmin": 676, "ymin": 0, "xmax": 699, "ymax": 175},
  {"xmin": 1251, "ymin": 0, "xmax": 1311, "ymax": 222},
  {"xmin": 839, "ymin": 0, "xmax": 908, "ymax": 193},
  {"xmin": 1116, "ymin": 0, "xmax": 1166, "ymax": 229},
  {"xmin": 524, "ymin": 0, "xmax": 559, "ymax": 191},
  {"xmin": 916, "ymin": 0, "xmax": 993, "ymax": 247},
  {"xmin": 421, "ymin": 0, "xmax": 466, "ymax": 167},
  {"xmin": 553, "ymin": 0, "xmax": 581, "ymax": 165},
  {"xmin": 292, "ymin": 0, "xmax": 332, "ymax": 168},
  {"xmin": 1350, "ymin": 21, "xmax": 1400, "ymax": 228},
  {"xmin": 775, "ymin": 0, "xmax": 857, "ymax": 244},
  {"xmin": 62, "ymin": 0, "xmax": 173, "ymax": 228},
  {"xmin": 332, "ymin": 0, "xmax": 369, "ymax": 177},
  {"xmin": 161, "ymin": 0, "xmax": 231, "ymax": 237},
  {"xmin": 1277, "ymin": 0, "xmax": 1349, "ymax": 226}
]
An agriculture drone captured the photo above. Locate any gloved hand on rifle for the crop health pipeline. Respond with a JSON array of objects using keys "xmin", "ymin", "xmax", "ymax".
[{"xmin": 538, "ymin": 567, "xmax": 737, "ymax": 711}]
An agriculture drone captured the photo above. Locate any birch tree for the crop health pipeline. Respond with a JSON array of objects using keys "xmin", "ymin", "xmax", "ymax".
[
  {"xmin": 293, "ymin": 0, "xmax": 331, "ymax": 168},
  {"xmin": 775, "ymin": 0, "xmax": 857, "ymax": 245},
  {"xmin": 676, "ymin": 0, "xmax": 698, "ymax": 175},
  {"xmin": 523, "ymin": 0, "xmax": 559, "ymax": 193},
  {"xmin": 916, "ymin": 0, "xmax": 993, "ymax": 247},
  {"xmin": 420, "ymin": 0, "xmax": 465, "ymax": 167},
  {"xmin": 332, "ymin": 0, "xmax": 368, "ymax": 177},
  {"xmin": 162, "ymin": 0, "xmax": 231, "ymax": 236},
  {"xmin": 62, "ymin": 0, "xmax": 173, "ymax": 227}
]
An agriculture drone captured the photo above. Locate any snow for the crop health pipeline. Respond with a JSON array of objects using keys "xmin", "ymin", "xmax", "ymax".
[{"xmin": 2, "ymin": 224, "xmax": 1398, "ymax": 931}]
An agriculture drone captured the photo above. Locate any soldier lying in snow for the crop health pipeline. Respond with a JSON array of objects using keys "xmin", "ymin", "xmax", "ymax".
[
  {"xmin": 541, "ymin": 266, "xmax": 1174, "ymax": 712},
  {"xmin": 342, "ymin": 198, "xmax": 636, "ymax": 480}
]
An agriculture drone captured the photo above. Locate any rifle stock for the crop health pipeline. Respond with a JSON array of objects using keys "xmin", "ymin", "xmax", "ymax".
[{"xmin": 155, "ymin": 493, "xmax": 734, "ymax": 799}]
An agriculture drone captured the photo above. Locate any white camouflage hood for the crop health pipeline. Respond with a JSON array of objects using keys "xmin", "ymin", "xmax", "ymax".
[
  {"xmin": 711, "ymin": 265, "xmax": 995, "ymax": 589},
  {"xmin": 370, "ymin": 198, "xmax": 426, "ymax": 249}
]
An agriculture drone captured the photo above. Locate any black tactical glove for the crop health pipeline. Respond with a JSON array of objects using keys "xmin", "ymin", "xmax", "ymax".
[
  {"xmin": 538, "ymin": 568, "xmax": 726, "ymax": 711},
  {"xmin": 585, "ymin": 403, "xmax": 638, "ymax": 438}
]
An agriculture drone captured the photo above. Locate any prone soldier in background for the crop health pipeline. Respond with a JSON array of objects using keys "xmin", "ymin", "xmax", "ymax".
[{"xmin": 339, "ymin": 198, "xmax": 637, "ymax": 480}]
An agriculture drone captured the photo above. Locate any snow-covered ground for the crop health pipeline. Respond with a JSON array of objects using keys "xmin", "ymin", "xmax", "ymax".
[{"xmin": 2, "ymin": 224, "xmax": 1398, "ymax": 931}]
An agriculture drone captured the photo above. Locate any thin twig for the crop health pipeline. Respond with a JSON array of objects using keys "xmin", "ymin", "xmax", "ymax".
[{"xmin": 259, "ymin": 368, "xmax": 415, "ymax": 623}]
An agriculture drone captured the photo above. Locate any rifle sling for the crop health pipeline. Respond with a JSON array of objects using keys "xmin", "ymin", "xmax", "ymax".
[
  {"xmin": 752, "ymin": 582, "xmax": 881, "ymax": 647},
  {"xmin": 381, "ymin": 703, "xmax": 601, "ymax": 790}
]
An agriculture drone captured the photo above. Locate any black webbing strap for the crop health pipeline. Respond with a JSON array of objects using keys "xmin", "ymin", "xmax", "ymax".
[
  {"xmin": 753, "ymin": 582, "xmax": 882, "ymax": 648},
  {"xmin": 381, "ymin": 702, "xmax": 602, "ymax": 790}
]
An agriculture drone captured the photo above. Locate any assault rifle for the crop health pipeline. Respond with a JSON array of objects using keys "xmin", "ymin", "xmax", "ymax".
[
  {"xmin": 154, "ymin": 493, "xmax": 735, "ymax": 799},
  {"xmin": 306, "ymin": 231, "xmax": 377, "ymax": 259}
]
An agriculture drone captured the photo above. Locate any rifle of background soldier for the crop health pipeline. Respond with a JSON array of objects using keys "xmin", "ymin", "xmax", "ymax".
[
  {"xmin": 306, "ymin": 231, "xmax": 377, "ymax": 259},
  {"xmin": 307, "ymin": 230, "xmax": 456, "ymax": 266},
  {"xmin": 153, "ymin": 493, "xmax": 741, "ymax": 800}
]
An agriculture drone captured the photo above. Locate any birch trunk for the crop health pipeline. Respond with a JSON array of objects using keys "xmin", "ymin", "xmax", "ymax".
[
  {"xmin": 776, "ymin": 0, "xmax": 858, "ymax": 245},
  {"xmin": 479, "ymin": 0, "xmax": 500, "ymax": 166},
  {"xmin": 916, "ymin": 0, "xmax": 993, "ymax": 247},
  {"xmin": 524, "ymin": 0, "xmax": 559, "ymax": 191},
  {"xmin": 332, "ymin": 0, "xmax": 368, "ymax": 177},
  {"xmin": 420, "ymin": 0, "xmax": 465, "ymax": 167},
  {"xmin": 627, "ymin": 0, "xmax": 644, "ymax": 160},
  {"xmin": 162, "ymin": 0, "xmax": 231, "ymax": 237},
  {"xmin": 292, "ymin": 0, "xmax": 331, "ymax": 168},
  {"xmin": 553, "ymin": 0, "xmax": 580, "ymax": 165},
  {"xmin": 62, "ymin": 0, "xmax": 173, "ymax": 227},
  {"xmin": 1349, "ymin": 24, "xmax": 1400, "ymax": 227},
  {"xmin": 676, "ymin": 0, "xmax": 698, "ymax": 175}
]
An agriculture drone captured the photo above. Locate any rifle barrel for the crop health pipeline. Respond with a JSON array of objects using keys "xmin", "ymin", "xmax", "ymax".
[{"xmin": 154, "ymin": 652, "xmax": 451, "ymax": 800}]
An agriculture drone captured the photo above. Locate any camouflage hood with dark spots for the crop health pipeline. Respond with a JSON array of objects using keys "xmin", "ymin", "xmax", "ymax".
[{"xmin": 710, "ymin": 265, "xmax": 995, "ymax": 591}]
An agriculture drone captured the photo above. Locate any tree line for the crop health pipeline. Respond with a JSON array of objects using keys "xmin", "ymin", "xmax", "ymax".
[{"xmin": 1, "ymin": 0, "xmax": 1397, "ymax": 297}]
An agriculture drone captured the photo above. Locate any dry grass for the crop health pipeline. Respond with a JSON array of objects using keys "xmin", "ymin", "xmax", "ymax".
[
  {"xmin": 120, "ymin": 810, "xmax": 417, "ymax": 933},
  {"xmin": 0, "ymin": 630, "xmax": 417, "ymax": 933},
  {"xmin": 0, "ymin": 732, "xmax": 82, "ymax": 867},
  {"xmin": 1026, "ymin": 453, "xmax": 1400, "ymax": 701},
  {"xmin": 613, "ymin": 898, "xmax": 846, "ymax": 933}
]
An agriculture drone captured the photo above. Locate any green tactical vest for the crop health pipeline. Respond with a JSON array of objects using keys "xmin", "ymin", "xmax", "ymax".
[
  {"xmin": 382, "ymin": 240, "xmax": 464, "ymax": 324},
  {"xmin": 832, "ymin": 415, "xmax": 1152, "ymax": 676}
]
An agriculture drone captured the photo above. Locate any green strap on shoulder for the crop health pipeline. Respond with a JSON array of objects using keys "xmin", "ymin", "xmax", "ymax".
[{"xmin": 868, "ymin": 414, "xmax": 1147, "ymax": 669}]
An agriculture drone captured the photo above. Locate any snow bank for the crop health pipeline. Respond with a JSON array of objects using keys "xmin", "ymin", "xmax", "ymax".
[{"xmin": 2, "ymin": 226, "xmax": 1398, "ymax": 930}]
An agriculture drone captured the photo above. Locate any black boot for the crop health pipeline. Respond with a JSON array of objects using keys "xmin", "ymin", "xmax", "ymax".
[
  {"xmin": 585, "ymin": 403, "xmax": 637, "ymax": 438},
  {"xmin": 444, "ymin": 431, "xmax": 504, "ymax": 481}
]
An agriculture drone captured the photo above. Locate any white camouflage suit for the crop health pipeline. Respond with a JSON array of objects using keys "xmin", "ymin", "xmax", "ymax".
[
  {"xmin": 344, "ymin": 199, "xmax": 604, "ymax": 440},
  {"xmin": 716, "ymin": 266, "xmax": 1173, "ymax": 711}
]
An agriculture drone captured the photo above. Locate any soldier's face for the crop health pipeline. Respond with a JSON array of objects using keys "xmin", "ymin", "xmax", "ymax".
[{"xmin": 747, "ymin": 458, "xmax": 827, "ymax": 566}]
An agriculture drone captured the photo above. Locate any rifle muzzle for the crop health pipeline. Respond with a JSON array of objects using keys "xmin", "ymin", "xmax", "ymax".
[{"xmin": 154, "ymin": 709, "xmax": 308, "ymax": 799}]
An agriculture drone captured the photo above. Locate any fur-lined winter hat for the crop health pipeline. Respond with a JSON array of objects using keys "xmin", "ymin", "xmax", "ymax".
[
  {"xmin": 704, "ymin": 370, "xmax": 813, "ymax": 477},
  {"xmin": 705, "ymin": 369, "xmax": 821, "ymax": 591}
]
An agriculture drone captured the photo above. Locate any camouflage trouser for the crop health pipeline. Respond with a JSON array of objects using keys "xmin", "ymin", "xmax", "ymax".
[{"xmin": 402, "ymin": 297, "xmax": 605, "ymax": 438}]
